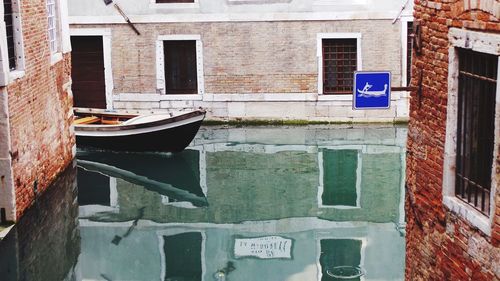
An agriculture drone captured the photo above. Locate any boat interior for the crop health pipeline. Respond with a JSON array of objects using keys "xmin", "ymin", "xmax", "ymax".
[{"xmin": 73, "ymin": 108, "xmax": 139, "ymax": 125}]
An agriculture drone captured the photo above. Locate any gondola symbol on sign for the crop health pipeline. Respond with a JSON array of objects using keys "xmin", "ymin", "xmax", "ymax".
[
  {"xmin": 357, "ymin": 82, "xmax": 388, "ymax": 97},
  {"xmin": 353, "ymin": 71, "xmax": 391, "ymax": 109}
]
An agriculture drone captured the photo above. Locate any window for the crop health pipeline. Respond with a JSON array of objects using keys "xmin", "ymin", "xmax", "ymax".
[
  {"xmin": 46, "ymin": 0, "xmax": 58, "ymax": 53},
  {"xmin": 150, "ymin": 0, "xmax": 199, "ymax": 9},
  {"xmin": 1, "ymin": 0, "xmax": 25, "ymax": 78},
  {"xmin": 4, "ymin": 0, "xmax": 15, "ymax": 70},
  {"xmin": 322, "ymin": 39, "xmax": 357, "ymax": 94},
  {"xmin": 317, "ymin": 33, "xmax": 361, "ymax": 96},
  {"xmin": 156, "ymin": 35, "xmax": 204, "ymax": 96},
  {"xmin": 406, "ymin": 22, "xmax": 413, "ymax": 86},
  {"xmin": 454, "ymin": 49, "xmax": 497, "ymax": 216},
  {"xmin": 442, "ymin": 28, "xmax": 499, "ymax": 235},
  {"xmin": 156, "ymin": 0, "xmax": 194, "ymax": 2},
  {"xmin": 164, "ymin": 40, "xmax": 198, "ymax": 94}
]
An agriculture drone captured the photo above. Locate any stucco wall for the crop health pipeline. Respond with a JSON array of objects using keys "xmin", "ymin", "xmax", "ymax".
[{"xmin": 68, "ymin": 0, "xmax": 413, "ymax": 18}]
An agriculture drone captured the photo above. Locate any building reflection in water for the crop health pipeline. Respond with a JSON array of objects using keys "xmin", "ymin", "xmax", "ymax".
[
  {"xmin": 76, "ymin": 125, "xmax": 407, "ymax": 281},
  {"xmin": 0, "ymin": 125, "xmax": 407, "ymax": 281},
  {"xmin": 0, "ymin": 164, "xmax": 80, "ymax": 281}
]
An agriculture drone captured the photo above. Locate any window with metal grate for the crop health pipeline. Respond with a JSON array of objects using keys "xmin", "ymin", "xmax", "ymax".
[
  {"xmin": 4, "ymin": 0, "xmax": 16, "ymax": 70},
  {"xmin": 455, "ymin": 48, "xmax": 497, "ymax": 216},
  {"xmin": 407, "ymin": 22, "xmax": 413, "ymax": 86},
  {"xmin": 322, "ymin": 38, "xmax": 357, "ymax": 95}
]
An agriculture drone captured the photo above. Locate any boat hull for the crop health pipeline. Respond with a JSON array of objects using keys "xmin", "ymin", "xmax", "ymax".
[{"xmin": 75, "ymin": 110, "xmax": 205, "ymax": 152}]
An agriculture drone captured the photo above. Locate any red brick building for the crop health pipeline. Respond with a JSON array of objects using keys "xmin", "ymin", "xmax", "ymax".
[
  {"xmin": 0, "ymin": 0, "xmax": 73, "ymax": 222},
  {"xmin": 406, "ymin": 0, "xmax": 499, "ymax": 280}
]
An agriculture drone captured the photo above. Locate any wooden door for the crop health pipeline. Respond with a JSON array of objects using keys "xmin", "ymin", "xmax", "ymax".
[{"xmin": 71, "ymin": 36, "xmax": 106, "ymax": 108}]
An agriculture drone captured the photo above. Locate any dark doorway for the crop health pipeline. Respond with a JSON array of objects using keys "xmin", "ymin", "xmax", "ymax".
[
  {"xmin": 163, "ymin": 232, "xmax": 202, "ymax": 281},
  {"xmin": 71, "ymin": 36, "xmax": 106, "ymax": 108},
  {"xmin": 164, "ymin": 40, "xmax": 198, "ymax": 95}
]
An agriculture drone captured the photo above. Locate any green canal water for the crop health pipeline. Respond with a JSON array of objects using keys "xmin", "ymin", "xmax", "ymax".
[{"xmin": 0, "ymin": 125, "xmax": 407, "ymax": 281}]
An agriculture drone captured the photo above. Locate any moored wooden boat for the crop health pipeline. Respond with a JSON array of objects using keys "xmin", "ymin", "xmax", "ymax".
[{"xmin": 73, "ymin": 107, "xmax": 206, "ymax": 152}]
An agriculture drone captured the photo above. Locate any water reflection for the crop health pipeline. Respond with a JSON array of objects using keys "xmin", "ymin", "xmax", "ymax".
[
  {"xmin": 0, "ymin": 165, "xmax": 79, "ymax": 281},
  {"xmin": 77, "ymin": 125, "xmax": 407, "ymax": 281},
  {"xmin": 0, "ymin": 125, "xmax": 407, "ymax": 281}
]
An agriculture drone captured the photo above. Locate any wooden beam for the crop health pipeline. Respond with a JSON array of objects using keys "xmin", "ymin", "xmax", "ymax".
[{"xmin": 74, "ymin": 116, "xmax": 100, "ymax": 125}]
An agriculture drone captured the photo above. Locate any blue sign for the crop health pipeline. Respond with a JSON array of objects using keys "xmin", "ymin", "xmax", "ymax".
[{"xmin": 353, "ymin": 71, "xmax": 391, "ymax": 109}]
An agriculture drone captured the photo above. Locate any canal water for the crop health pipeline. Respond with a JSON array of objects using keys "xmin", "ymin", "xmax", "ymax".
[{"xmin": 0, "ymin": 125, "xmax": 407, "ymax": 281}]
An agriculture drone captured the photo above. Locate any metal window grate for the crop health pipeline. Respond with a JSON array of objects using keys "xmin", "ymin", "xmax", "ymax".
[
  {"xmin": 47, "ymin": 0, "xmax": 58, "ymax": 53},
  {"xmin": 455, "ymin": 48, "xmax": 497, "ymax": 216},
  {"xmin": 407, "ymin": 22, "xmax": 413, "ymax": 86},
  {"xmin": 322, "ymin": 39, "xmax": 357, "ymax": 95},
  {"xmin": 4, "ymin": 0, "xmax": 16, "ymax": 70}
]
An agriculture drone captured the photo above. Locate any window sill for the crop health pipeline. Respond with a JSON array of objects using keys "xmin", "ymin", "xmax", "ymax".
[
  {"xmin": 313, "ymin": 0, "xmax": 367, "ymax": 5},
  {"xmin": 443, "ymin": 196, "xmax": 491, "ymax": 236},
  {"xmin": 160, "ymin": 94, "xmax": 202, "ymax": 101},
  {"xmin": 228, "ymin": 0, "xmax": 292, "ymax": 4},
  {"xmin": 50, "ymin": 52, "xmax": 63, "ymax": 65},
  {"xmin": 149, "ymin": 1, "xmax": 200, "ymax": 10},
  {"xmin": 9, "ymin": 70, "xmax": 25, "ymax": 82},
  {"xmin": 317, "ymin": 94, "xmax": 353, "ymax": 101}
]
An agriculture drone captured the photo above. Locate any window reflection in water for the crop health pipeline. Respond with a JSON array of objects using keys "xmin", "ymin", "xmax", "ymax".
[{"xmin": 0, "ymin": 126, "xmax": 407, "ymax": 281}]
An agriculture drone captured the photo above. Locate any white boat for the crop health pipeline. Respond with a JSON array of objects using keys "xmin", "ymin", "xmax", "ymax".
[{"xmin": 73, "ymin": 107, "xmax": 206, "ymax": 152}]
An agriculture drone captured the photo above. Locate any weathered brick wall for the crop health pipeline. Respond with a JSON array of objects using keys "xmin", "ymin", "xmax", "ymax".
[
  {"xmin": 7, "ymin": 0, "xmax": 74, "ymax": 220},
  {"xmin": 406, "ymin": 0, "xmax": 499, "ymax": 280},
  {"xmin": 74, "ymin": 20, "xmax": 402, "ymax": 94}
]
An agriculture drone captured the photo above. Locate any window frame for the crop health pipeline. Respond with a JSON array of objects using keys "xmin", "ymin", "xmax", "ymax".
[
  {"xmin": 46, "ymin": 0, "xmax": 58, "ymax": 54},
  {"xmin": 401, "ymin": 18, "xmax": 414, "ymax": 87},
  {"xmin": 149, "ymin": 0, "xmax": 199, "ymax": 9},
  {"xmin": 156, "ymin": 34, "xmax": 205, "ymax": 97},
  {"xmin": 0, "ymin": 0, "xmax": 25, "ymax": 84},
  {"xmin": 70, "ymin": 28, "xmax": 114, "ymax": 110},
  {"xmin": 317, "ymin": 33, "xmax": 362, "ymax": 96},
  {"xmin": 442, "ymin": 28, "xmax": 500, "ymax": 236},
  {"xmin": 46, "ymin": 0, "xmax": 70, "ymax": 65}
]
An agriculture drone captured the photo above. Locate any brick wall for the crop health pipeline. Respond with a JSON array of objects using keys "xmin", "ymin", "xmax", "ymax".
[
  {"xmin": 5, "ymin": 0, "xmax": 74, "ymax": 220},
  {"xmin": 406, "ymin": 0, "xmax": 499, "ymax": 280},
  {"xmin": 74, "ymin": 20, "xmax": 402, "ymax": 95}
]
